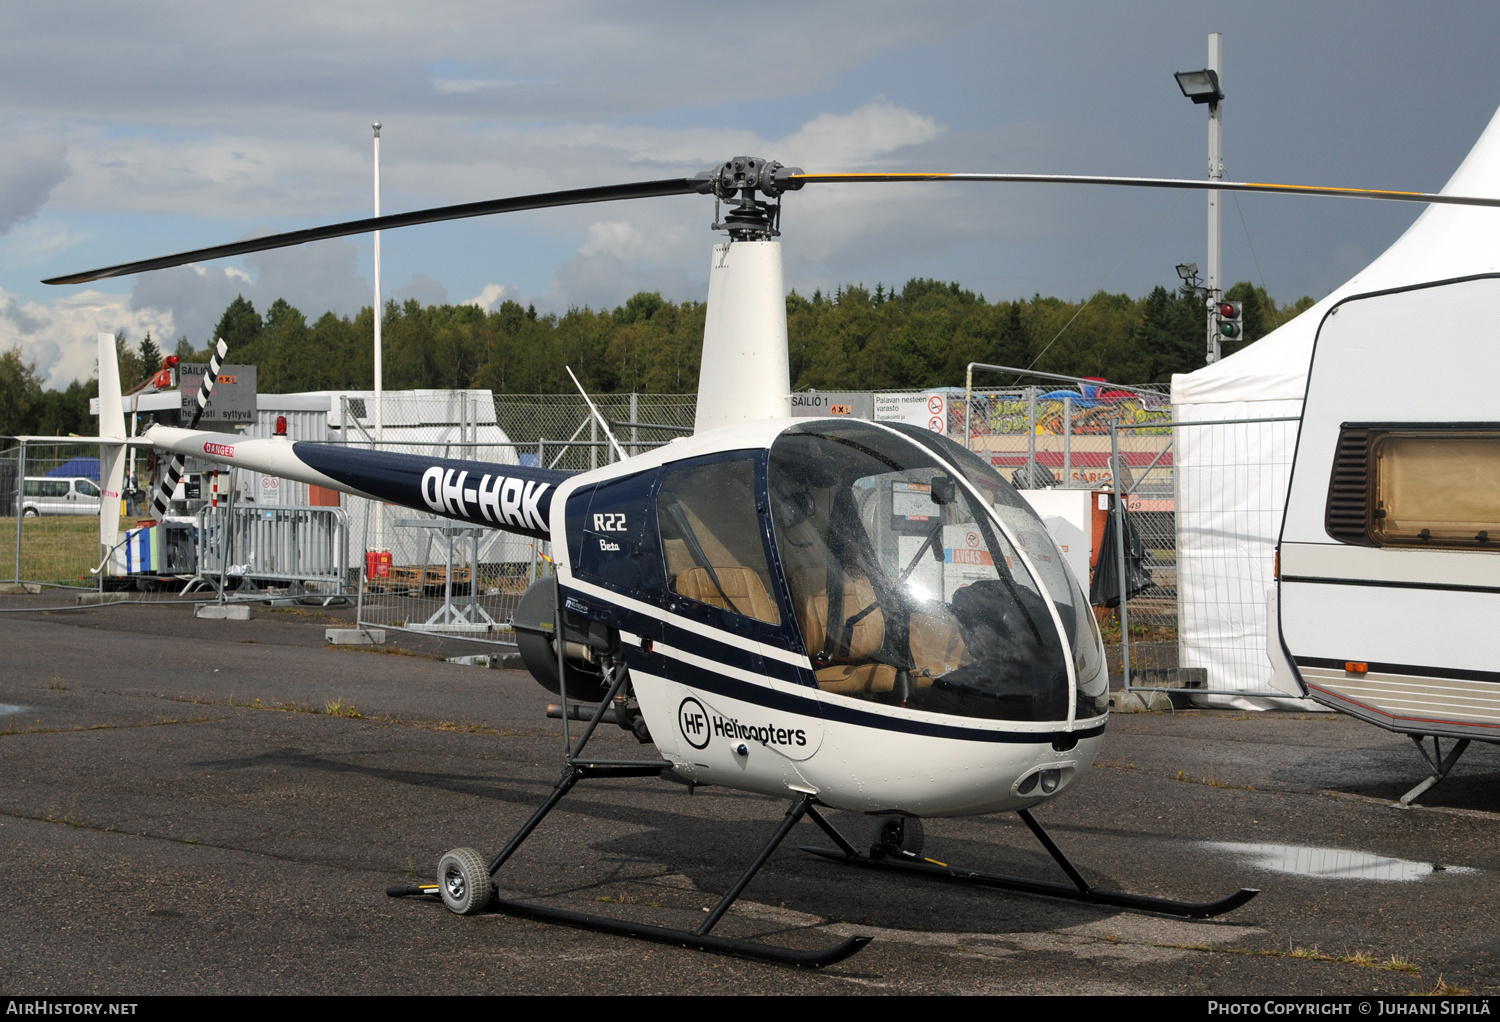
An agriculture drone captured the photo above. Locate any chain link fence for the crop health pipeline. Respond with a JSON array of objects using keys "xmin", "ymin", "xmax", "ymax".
[
  {"xmin": 8, "ymin": 392, "xmax": 1308, "ymax": 699},
  {"xmin": 3, "ymin": 440, "xmax": 123, "ymax": 591},
  {"xmin": 349, "ymin": 393, "xmax": 697, "ymax": 645},
  {"xmin": 1111, "ymin": 415, "xmax": 1300, "ymax": 700},
  {"xmin": 960, "ymin": 383, "xmax": 1173, "ymax": 490}
]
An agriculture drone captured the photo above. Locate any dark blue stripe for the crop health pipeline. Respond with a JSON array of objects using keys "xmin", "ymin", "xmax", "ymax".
[
  {"xmin": 563, "ymin": 586, "xmax": 814, "ymax": 687},
  {"xmin": 637, "ymin": 642, "xmax": 1102, "ymax": 746},
  {"xmin": 563, "ymin": 590, "xmax": 1104, "ymax": 744}
]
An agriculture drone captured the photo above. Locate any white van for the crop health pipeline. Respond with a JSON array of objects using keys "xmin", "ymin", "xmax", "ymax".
[{"xmin": 19, "ymin": 477, "xmax": 102, "ymax": 517}]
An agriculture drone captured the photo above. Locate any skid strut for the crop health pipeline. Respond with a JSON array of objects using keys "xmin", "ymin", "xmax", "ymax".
[
  {"xmin": 801, "ymin": 807, "xmax": 1258, "ymax": 919},
  {"xmin": 390, "ymin": 771, "xmax": 869, "ymax": 967},
  {"xmin": 388, "ymin": 654, "xmax": 869, "ymax": 968}
]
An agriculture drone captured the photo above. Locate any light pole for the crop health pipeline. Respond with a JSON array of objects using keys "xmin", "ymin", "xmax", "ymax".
[
  {"xmin": 1176, "ymin": 33, "xmax": 1225, "ymax": 364},
  {"xmin": 372, "ymin": 121, "xmax": 384, "ymax": 556},
  {"xmin": 372, "ymin": 122, "xmax": 383, "ymax": 444}
]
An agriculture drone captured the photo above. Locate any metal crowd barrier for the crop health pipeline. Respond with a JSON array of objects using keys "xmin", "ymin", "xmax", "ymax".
[{"xmin": 196, "ymin": 504, "xmax": 349, "ymax": 599}]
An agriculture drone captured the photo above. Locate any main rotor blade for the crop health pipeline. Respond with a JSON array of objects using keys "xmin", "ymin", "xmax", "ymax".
[
  {"xmin": 44, "ymin": 177, "xmax": 706, "ymax": 285},
  {"xmin": 790, "ymin": 172, "xmax": 1500, "ymax": 209}
]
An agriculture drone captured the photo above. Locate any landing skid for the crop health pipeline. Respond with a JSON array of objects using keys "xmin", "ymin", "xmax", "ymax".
[
  {"xmin": 387, "ymin": 764, "xmax": 870, "ymax": 967},
  {"xmin": 801, "ymin": 807, "xmax": 1259, "ymax": 920},
  {"xmin": 387, "ymin": 651, "xmax": 870, "ymax": 968},
  {"xmin": 1399, "ymin": 735, "xmax": 1471, "ymax": 806}
]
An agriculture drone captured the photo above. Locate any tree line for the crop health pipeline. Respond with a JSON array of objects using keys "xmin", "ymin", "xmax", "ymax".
[{"xmin": 1, "ymin": 278, "xmax": 1313, "ymax": 437}]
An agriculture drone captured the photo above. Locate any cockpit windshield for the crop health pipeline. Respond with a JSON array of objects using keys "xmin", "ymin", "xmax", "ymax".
[
  {"xmin": 883, "ymin": 422, "xmax": 1108, "ymax": 720},
  {"xmin": 769, "ymin": 420, "xmax": 1102, "ymax": 724}
]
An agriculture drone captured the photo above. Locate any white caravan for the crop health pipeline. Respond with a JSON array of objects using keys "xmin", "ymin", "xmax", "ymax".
[{"xmin": 1278, "ymin": 273, "xmax": 1500, "ymax": 802}]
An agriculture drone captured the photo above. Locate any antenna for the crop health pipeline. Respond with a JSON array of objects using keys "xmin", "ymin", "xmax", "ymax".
[{"xmin": 566, "ymin": 367, "xmax": 628, "ymax": 461}]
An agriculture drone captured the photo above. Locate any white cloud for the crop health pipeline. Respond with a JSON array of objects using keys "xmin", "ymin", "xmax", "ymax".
[
  {"xmin": 463, "ymin": 283, "xmax": 517, "ymax": 310},
  {"xmin": 579, "ymin": 221, "xmax": 649, "ymax": 262},
  {"xmin": 776, "ymin": 101, "xmax": 944, "ymax": 169},
  {"xmin": 0, "ymin": 286, "xmax": 174, "ymax": 388}
]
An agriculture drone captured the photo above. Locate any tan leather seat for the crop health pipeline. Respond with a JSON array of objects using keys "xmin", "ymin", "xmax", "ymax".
[
  {"xmin": 789, "ymin": 566, "xmax": 903, "ymax": 693},
  {"xmin": 909, "ymin": 607, "xmax": 965, "ymax": 682},
  {"xmin": 814, "ymin": 662, "xmax": 898, "ymax": 695},
  {"xmin": 675, "ymin": 566, "xmax": 780, "ymax": 624},
  {"xmin": 791, "ymin": 567, "xmax": 884, "ymax": 659}
]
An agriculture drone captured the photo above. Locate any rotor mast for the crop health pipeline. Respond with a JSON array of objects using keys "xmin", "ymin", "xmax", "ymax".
[{"xmin": 692, "ymin": 158, "xmax": 803, "ymax": 433}]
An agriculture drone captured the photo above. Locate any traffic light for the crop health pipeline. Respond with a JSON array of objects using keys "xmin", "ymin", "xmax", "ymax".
[{"xmin": 1216, "ymin": 300, "xmax": 1243, "ymax": 340}]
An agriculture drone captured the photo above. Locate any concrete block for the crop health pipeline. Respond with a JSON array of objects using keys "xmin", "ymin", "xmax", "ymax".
[
  {"xmin": 196, "ymin": 603, "xmax": 250, "ymax": 620},
  {"xmin": 325, "ymin": 627, "xmax": 385, "ymax": 645},
  {"xmin": 0, "ymin": 583, "xmax": 41, "ymax": 595},
  {"xmin": 76, "ymin": 592, "xmax": 129, "ymax": 605}
]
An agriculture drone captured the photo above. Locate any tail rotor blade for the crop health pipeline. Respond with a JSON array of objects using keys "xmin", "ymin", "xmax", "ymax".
[{"xmin": 150, "ymin": 338, "xmax": 227, "ymax": 520}]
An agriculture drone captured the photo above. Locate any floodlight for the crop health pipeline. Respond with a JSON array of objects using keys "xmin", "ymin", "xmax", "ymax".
[{"xmin": 1174, "ymin": 69, "xmax": 1223, "ymax": 106}]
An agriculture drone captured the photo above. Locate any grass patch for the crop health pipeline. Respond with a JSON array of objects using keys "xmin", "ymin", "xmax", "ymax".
[
  {"xmin": 328, "ymin": 645, "xmax": 444, "ymax": 661},
  {"xmin": 159, "ymin": 692, "xmax": 513, "ymax": 735},
  {"xmin": 1174, "ymin": 769, "xmax": 1254, "ymax": 791},
  {"xmin": 1098, "ymin": 620, "xmax": 1178, "ymax": 644},
  {"xmin": 268, "ymin": 607, "xmax": 344, "ymax": 621},
  {"xmin": 1, "ymin": 716, "xmax": 215, "ymax": 737},
  {"xmin": 1, "ymin": 513, "xmax": 134, "ymax": 585},
  {"xmin": 597, "ymin": 892, "xmax": 661, "ymax": 908},
  {"xmin": 47, "ymin": 676, "xmax": 68, "ymax": 690},
  {"xmin": 323, "ymin": 697, "xmax": 363, "ymax": 719},
  {"xmin": 1141, "ymin": 939, "xmax": 1421, "ymax": 976}
]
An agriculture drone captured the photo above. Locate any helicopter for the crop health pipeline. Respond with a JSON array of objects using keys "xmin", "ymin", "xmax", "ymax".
[{"xmin": 52, "ymin": 155, "xmax": 1500, "ymax": 967}]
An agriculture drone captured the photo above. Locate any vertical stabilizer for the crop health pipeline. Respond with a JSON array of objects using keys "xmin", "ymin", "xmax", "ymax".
[
  {"xmin": 97, "ymin": 332, "xmax": 126, "ymax": 559},
  {"xmin": 693, "ymin": 241, "xmax": 791, "ymax": 432}
]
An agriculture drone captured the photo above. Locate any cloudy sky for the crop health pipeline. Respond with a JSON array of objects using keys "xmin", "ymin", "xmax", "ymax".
[{"xmin": 2, "ymin": 1, "xmax": 1499, "ymax": 386}]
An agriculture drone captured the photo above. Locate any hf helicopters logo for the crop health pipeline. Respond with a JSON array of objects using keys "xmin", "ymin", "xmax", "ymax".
[{"xmin": 677, "ymin": 696, "xmax": 816, "ymax": 759}]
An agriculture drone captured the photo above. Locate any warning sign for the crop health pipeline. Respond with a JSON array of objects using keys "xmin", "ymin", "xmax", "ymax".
[{"xmin": 874, "ymin": 391, "xmax": 949, "ymax": 435}]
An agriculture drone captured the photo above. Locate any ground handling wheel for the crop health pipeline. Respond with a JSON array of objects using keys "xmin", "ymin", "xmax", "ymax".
[
  {"xmin": 875, "ymin": 816, "xmax": 924, "ymax": 858},
  {"xmin": 437, "ymin": 847, "xmax": 493, "ymax": 915}
]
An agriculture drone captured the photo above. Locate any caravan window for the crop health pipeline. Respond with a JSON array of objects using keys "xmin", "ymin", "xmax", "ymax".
[{"xmin": 1372, "ymin": 431, "xmax": 1500, "ymax": 549}]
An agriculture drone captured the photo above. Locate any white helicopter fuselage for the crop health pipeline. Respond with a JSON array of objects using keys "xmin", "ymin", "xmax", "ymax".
[{"xmin": 550, "ymin": 416, "xmax": 1110, "ymax": 817}]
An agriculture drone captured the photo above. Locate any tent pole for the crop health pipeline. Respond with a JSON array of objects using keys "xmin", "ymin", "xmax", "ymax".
[{"xmin": 1112, "ymin": 424, "xmax": 1131, "ymax": 692}]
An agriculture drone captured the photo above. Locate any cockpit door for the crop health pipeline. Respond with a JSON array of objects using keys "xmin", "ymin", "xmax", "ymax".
[{"xmin": 647, "ymin": 451, "xmax": 824, "ymax": 773}]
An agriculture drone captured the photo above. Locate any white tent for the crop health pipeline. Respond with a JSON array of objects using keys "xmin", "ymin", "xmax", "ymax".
[{"xmin": 1169, "ymin": 103, "xmax": 1500, "ymax": 705}]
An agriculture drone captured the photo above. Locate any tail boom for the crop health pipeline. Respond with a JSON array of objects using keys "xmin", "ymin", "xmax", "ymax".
[{"xmin": 142, "ymin": 425, "xmax": 570, "ymax": 540}]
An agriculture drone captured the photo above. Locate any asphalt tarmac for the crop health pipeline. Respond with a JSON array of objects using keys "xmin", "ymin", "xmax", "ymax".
[{"xmin": 2, "ymin": 595, "xmax": 1497, "ymax": 996}]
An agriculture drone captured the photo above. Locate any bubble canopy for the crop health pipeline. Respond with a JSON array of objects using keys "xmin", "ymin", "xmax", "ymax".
[{"xmin": 767, "ymin": 419, "xmax": 1108, "ymax": 724}]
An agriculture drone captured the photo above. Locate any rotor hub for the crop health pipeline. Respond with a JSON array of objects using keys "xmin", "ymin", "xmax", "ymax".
[{"xmin": 696, "ymin": 156, "xmax": 804, "ymax": 241}]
